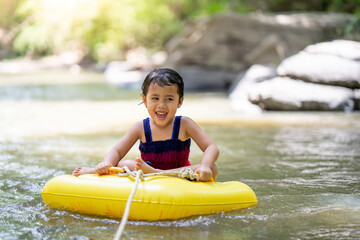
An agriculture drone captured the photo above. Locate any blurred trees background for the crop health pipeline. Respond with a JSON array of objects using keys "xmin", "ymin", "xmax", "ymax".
[{"xmin": 0, "ymin": 0, "xmax": 359, "ymax": 62}]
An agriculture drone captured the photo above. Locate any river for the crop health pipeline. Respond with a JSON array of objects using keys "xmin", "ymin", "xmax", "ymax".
[{"xmin": 1, "ymin": 71, "xmax": 359, "ymax": 239}]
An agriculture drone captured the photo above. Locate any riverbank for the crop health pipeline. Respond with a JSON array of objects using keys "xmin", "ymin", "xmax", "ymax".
[
  {"xmin": 2, "ymin": 97, "xmax": 360, "ymax": 141},
  {"xmin": 1, "ymin": 70, "xmax": 360, "ymax": 141}
]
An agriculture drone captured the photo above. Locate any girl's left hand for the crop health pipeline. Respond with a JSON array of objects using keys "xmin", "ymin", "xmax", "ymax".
[{"xmin": 196, "ymin": 166, "xmax": 213, "ymax": 182}]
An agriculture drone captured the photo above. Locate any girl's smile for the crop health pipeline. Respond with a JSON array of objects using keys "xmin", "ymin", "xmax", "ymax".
[{"xmin": 156, "ymin": 111, "xmax": 167, "ymax": 120}]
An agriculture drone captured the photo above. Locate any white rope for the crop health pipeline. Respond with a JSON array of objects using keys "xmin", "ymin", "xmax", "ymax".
[
  {"xmin": 115, "ymin": 167, "xmax": 199, "ymax": 181},
  {"xmin": 112, "ymin": 167, "xmax": 199, "ymax": 240},
  {"xmin": 113, "ymin": 169, "xmax": 143, "ymax": 240}
]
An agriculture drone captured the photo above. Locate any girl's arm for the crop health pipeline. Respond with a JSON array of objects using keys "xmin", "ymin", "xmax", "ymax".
[
  {"xmin": 96, "ymin": 121, "xmax": 142, "ymax": 174},
  {"xmin": 183, "ymin": 117, "xmax": 219, "ymax": 181}
]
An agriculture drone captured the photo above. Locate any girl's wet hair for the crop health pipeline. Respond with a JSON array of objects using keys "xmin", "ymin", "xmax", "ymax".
[{"xmin": 141, "ymin": 68, "xmax": 184, "ymax": 98}]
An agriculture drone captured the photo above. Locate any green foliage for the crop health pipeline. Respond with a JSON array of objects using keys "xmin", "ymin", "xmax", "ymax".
[
  {"xmin": 10, "ymin": 0, "xmax": 190, "ymax": 61},
  {"xmin": 1, "ymin": 0, "xmax": 359, "ymax": 62},
  {"xmin": 13, "ymin": 24, "xmax": 52, "ymax": 56},
  {"xmin": 327, "ymin": 0, "xmax": 360, "ymax": 17},
  {"xmin": 245, "ymin": 0, "xmax": 360, "ymax": 15}
]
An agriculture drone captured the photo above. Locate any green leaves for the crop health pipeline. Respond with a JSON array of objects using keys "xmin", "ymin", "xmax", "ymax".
[{"xmin": 2, "ymin": 0, "xmax": 359, "ymax": 62}]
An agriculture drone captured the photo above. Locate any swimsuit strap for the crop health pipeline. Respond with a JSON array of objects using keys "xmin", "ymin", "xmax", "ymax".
[
  {"xmin": 143, "ymin": 118, "xmax": 153, "ymax": 142},
  {"xmin": 172, "ymin": 116, "xmax": 182, "ymax": 140}
]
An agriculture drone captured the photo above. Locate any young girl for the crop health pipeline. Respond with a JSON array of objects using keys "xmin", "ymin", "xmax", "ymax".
[{"xmin": 72, "ymin": 68, "xmax": 219, "ymax": 182}]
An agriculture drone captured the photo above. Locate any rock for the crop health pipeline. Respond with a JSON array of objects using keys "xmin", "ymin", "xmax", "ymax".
[
  {"xmin": 0, "ymin": 50, "xmax": 84, "ymax": 74},
  {"xmin": 229, "ymin": 64, "xmax": 277, "ymax": 113},
  {"xmin": 165, "ymin": 12, "xmax": 355, "ymax": 90},
  {"xmin": 304, "ymin": 40, "xmax": 360, "ymax": 61},
  {"xmin": 277, "ymin": 51, "xmax": 360, "ymax": 88},
  {"xmin": 177, "ymin": 66, "xmax": 237, "ymax": 91},
  {"xmin": 104, "ymin": 61, "xmax": 146, "ymax": 88},
  {"xmin": 104, "ymin": 49, "xmax": 166, "ymax": 88},
  {"xmin": 126, "ymin": 48, "xmax": 167, "ymax": 70},
  {"xmin": 248, "ymin": 77, "xmax": 354, "ymax": 111},
  {"xmin": 354, "ymin": 89, "xmax": 360, "ymax": 110}
]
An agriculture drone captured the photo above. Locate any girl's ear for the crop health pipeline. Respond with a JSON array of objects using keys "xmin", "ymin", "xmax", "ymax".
[
  {"xmin": 142, "ymin": 94, "xmax": 147, "ymax": 107},
  {"xmin": 178, "ymin": 97, "xmax": 184, "ymax": 108}
]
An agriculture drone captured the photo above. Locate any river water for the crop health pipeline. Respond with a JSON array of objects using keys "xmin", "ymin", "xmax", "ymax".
[{"xmin": 1, "ymin": 71, "xmax": 359, "ymax": 239}]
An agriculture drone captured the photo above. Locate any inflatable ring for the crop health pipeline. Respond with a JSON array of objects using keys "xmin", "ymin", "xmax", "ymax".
[{"xmin": 42, "ymin": 174, "xmax": 257, "ymax": 221}]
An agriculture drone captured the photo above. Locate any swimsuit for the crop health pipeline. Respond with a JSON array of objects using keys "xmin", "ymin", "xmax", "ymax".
[{"xmin": 139, "ymin": 116, "xmax": 191, "ymax": 170}]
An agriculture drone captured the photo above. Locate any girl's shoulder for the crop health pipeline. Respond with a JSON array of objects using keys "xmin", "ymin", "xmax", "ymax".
[
  {"xmin": 180, "ymin": 116, "xmax": 199, "ymax": 133},
  {"xmin": 130, "ymin": 120, "xmax": 144, "ymax": 129},
  {"xmin": 127, "ymin": 120, "xmax": 146, "ymax": 142},
  {"xmin": 127, "ymin": 120, "xmax": 144, "ymax": 135},
  {"xmin": 180, "ymin": 116, "xmax": 196, "ymax": 126}
]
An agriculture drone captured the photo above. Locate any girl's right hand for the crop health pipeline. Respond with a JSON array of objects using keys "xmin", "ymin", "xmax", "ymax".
[{"xmin": 95, "ymin": 162, "xmax": 112, "ymax": 175}]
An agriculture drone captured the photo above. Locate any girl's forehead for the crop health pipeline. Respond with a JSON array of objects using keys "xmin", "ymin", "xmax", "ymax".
[{"xmin": 148, "ymin": 83, "xmax": 179, "ymax": 94}]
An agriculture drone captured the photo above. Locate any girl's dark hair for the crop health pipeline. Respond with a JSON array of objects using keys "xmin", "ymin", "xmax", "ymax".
[{"xmin": 141, "ymin": 68, "xmax": 184, "ymax": 98}]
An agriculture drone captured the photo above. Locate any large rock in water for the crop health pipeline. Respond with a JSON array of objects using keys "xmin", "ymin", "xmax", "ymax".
[
  {"xmin": 304, "ymin": 40, "xmax": 360, "ymax": 60},
  {"xmin": 229, "ymin": 64, "xmax": 276, "ymax": 113},
  {"xmin": 354, "ymin": 89, "xmax": 360, "ymax": 110},
  {"xmin": 176, "ymin": 66, "xmax": 236, "ymax": 91},
  {"xmin": 277, "ymin": 41, "xmax": 360, "ymax": 88},
  {"xmin": 164, "ymin": 12, "xmax": 355, "ymax": 90},
  {"xmin": 104, "ymin": 61, "xmax": 146, "ymax": 88},
  {"xmin": 248, "ymin": 77, "xmax": 355, "ymax": 111}
]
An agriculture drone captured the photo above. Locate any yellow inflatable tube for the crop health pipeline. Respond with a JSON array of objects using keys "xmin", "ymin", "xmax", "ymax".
[{"xmin": 42, "ymin": 174, "xmax": 257, "ymax": 221}]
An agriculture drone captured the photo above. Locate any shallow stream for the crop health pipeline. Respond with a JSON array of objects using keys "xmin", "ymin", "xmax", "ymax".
[{"xmin": 1, "ymin": 71, "xmax": 359, "ymax": 239}]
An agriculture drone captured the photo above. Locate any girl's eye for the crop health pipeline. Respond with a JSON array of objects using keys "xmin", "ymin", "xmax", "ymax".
[
  {"xmin": 166, "ymin": 98, "xmax": 174, "ymax": 101},
  {"xmin": 152, "ymin": 97, "xmax": 159, "ymax": 100}
]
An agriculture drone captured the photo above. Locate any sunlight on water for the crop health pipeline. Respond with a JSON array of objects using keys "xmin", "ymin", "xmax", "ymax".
[{"xmin": 1, "ymin": 72, "xmax": 360, "ymax": 239}]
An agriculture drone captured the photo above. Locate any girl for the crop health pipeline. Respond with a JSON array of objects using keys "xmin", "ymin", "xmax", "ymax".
[{"xmin": 72, "ymin": 68, "xmax": 219, "ymax": 181}]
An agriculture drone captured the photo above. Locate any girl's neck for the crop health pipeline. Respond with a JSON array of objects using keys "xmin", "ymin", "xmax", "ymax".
[{"xmin": 150, "ymin": 117, "xmax": 175, "ymax": 141}]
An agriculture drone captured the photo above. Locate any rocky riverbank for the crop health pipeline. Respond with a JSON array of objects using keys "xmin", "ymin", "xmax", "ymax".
[
  {"xmin": 230, "ymin": 40, "xmax": 360, "ymax": 112},
  {"xmin": 163, "ymin": 12, "xmax": 358, "ymax": 92},
  {"xmin": 1, "ymin": 12, "xmax": 359, "ymax": 112}
]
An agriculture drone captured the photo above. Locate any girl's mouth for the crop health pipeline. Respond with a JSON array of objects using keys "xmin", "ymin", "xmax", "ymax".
[{"xmin": 156, "ymin": 112, "xmax": 167, "ymax": 120}]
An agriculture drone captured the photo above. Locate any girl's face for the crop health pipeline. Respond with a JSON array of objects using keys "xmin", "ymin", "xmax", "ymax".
[{"xmin": 142, "ymin": 83, "xmax": 183, "ymax": 128}]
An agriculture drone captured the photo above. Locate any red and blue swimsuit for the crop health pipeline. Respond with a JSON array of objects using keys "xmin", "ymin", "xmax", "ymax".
[{"xmin": 139, "ymin": 116, "xmax": 191, "ymax": 170}]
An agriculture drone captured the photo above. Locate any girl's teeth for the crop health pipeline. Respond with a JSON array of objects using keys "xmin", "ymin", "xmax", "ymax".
[{"xmin": 157, "ymin": 113, "xmax": 166, "ymax": 119}]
